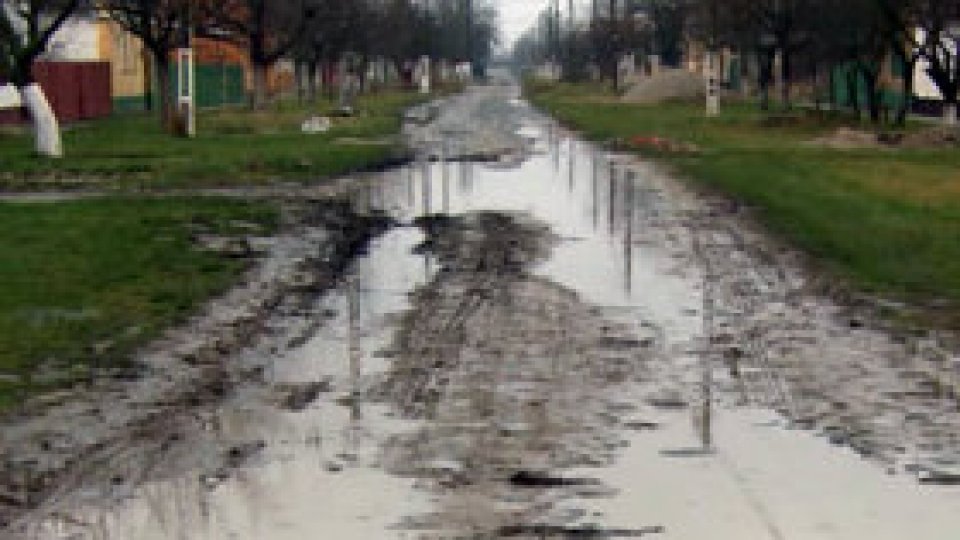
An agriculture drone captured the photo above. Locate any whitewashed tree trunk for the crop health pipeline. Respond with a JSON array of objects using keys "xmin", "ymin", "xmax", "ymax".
[
  {"xmin": 19, "ymin": 84, "xmax": 62, "ymax": 158},
  {"xmin": 944, "ymin": 103, "xmax": 958, "ymax": 126},
  {"xmin": 419, "ymin": 56, "xmax": 431, "ymax": 94}
]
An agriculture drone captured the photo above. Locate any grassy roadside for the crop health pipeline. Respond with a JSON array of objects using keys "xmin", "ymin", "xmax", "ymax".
[
  {"xmin": 0, "ymin": 87, "xmax": 440, "ymax": 409},
  {"xmin": 527, "ymin": 82, "xmax": 960, "ymax": 325},
  {"xmin": 0, "ymin": 90, "xmax": 427, "ymax": 191},
  {"xmin": 0, "ymin": 197, "xmax": 280, "ymax": 409}
]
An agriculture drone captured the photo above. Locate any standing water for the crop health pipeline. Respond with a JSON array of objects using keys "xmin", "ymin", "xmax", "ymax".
[{"xmin": 16, "ymin": 82, "xmax": 960, "ymax": 539}]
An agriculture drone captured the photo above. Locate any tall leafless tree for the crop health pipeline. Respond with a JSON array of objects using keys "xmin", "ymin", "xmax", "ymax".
[
  {"xmin": 203, "ymin": 0, "xmax": 314, "ymax": 109},
  {"xmin": 1, "ymin": 0, "xmax": 82, "ymax": 157},
  {"xmin": 105, "ymin": 0, "xmax": 193, "ymax": 131}
]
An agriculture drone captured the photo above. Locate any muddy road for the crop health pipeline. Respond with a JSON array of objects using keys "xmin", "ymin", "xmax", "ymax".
[{"xmin": 4, "ymin": 79, "xmax": 960, "ymax": 539}]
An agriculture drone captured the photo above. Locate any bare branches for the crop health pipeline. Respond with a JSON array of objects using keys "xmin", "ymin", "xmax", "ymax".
[{"xmin": 0, "ymin": 0, "xmax": 82, "ymax": 85}]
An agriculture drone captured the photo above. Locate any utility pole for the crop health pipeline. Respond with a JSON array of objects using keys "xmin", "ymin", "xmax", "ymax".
[
  {"xmin": 465, "ymin": 0, "xmax": 473, "ymax": 70},
  {"xmin": 567, "ymin": 0, "xmax": 574, "ymax": 79},
  {"xmin": 609, "ymin": 0, "xmax": 620, "ymax": 91},
  {"xmin": 591, "ymin": 0, "xmax": 598, "ymax": 73},
  {"xmin": 705, "ymin": 0, "xmax": 720, "ymax": 117},
  {"xmin": 552, "ymin": 0, "xmax": 561, "ymax": 72}
]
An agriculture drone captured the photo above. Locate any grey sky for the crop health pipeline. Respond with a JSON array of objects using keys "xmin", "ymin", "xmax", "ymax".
[
  {"xmin": 493, "ymin": 0, "xmax": 591, "ymax": 48},
  {"xmin": 494, "ymin": 0, "xmax": 550, "ymax": 47}
]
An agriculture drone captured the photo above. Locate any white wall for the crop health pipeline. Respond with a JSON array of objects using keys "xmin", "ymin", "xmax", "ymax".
[
  {"xmin": 0, "ymin": 13, "xmax": 101, "ymax": 110},
  {"xmin": 913, "ymin": 27, "xmax": 959, "ymax": 101},
  {"xmin": 45, "ymin": 15, "xmax": 100, "ymax": 61}
]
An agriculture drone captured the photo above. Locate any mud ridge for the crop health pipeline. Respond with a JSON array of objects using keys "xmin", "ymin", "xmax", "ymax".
[
  {"xmin": 370, "ymin": 212, "xmax": 662, "ymax": 535},
  {"xmin": 0, "ymin": 198, "xmax": 393, "ymax": 533}
]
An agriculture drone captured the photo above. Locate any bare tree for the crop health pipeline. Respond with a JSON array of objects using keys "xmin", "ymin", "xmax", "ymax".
[
  {"xmin": 105, "ymin": 0, "xmax": 192, "ymax": 131},
  {"xmin": 0, "ymin": 0, "xmax": 82, "ymax": 157},
  {"xmin": 203, "ymin": 0, "xmax": 314, "ymax": 109},
  {"xmin": 646, "ymin": 0, "xmax": 689, "ymax": 68}
]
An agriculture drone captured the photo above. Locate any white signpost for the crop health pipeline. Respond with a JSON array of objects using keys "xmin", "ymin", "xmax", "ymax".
[
  {"xmin": 176, "ymin": 46, "xmax": 196, "ymax": 137},
  {"xmin": 705, "ymin": 51, "xmax": 720, "ymax": 117},
  {"xmin": 419, "ymin": 55, "xmax": 431, "ymax": 94}
]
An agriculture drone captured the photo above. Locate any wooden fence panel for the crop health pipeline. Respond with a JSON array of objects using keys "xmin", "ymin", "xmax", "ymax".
[{"xmin": 0, "ymin": 61, "xmax": 113, "ymax": 125}]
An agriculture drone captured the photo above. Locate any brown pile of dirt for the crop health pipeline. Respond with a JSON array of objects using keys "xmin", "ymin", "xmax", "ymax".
[
  {"xmin": 621, "ymin": 69, "xmax": 705, "ymax": 104},
  {"xmin": 810, "ymin": 127, "xmax": 884, "ymax": 149}
]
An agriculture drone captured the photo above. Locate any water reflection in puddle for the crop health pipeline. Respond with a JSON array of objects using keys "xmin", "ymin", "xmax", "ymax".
[{"xmin": 21, "ymin": 103, "xmax": 960, "ymax": 540}]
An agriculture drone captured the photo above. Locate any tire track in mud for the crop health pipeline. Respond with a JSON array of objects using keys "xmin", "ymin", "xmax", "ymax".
[
  {"xmin": 678, "ymin": 194, "xmax": 960, "ymax": 480},
  {"xmin": 369, "ymin": 212, "xmax": 666, "ymax": 538},
  {"xmin": 0, "ymin": 199, "xmax": 394, "ymax": 535}
]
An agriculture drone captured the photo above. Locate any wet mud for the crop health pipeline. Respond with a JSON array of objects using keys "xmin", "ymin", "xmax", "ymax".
[
  {"xmin": 3, "ymin": 78, "xmax": 960, "ymax": 539},
  {"xmin": 369, "ymin": 213, "xmax": 664, "ymax": 536},
  {"xmin": 0, "ymin": 199, "xmax": 392, "ymax": 534}
]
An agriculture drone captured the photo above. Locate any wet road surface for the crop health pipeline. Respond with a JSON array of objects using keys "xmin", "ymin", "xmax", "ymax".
[{"xmin": 10, "ymin": 80, "xmax": 960, "ymax": 539}]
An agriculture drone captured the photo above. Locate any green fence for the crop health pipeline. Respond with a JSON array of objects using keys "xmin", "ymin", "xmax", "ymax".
[
  {"xmin": 830, "ymin": 60, "xmax": 907, "ymax": 112},
  {"xmin": 112, "ymin": 63, "xmax": 247, "ymax": 115},
  {"xmin": 171, "ymin": 63, "xmax": 247, "ymax": 109},
  {"xmin": 727, "ymin": 57, "xmax": 742, "ymax": 92},
  {"xmin": 113, "ymin": 94, "xmax": 149, "ymax": 114}
]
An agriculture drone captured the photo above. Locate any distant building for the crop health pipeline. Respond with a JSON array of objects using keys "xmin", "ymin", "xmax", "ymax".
[{"xmin": 0, "ymin": 9, "xmax": 145, "ymax": 116}]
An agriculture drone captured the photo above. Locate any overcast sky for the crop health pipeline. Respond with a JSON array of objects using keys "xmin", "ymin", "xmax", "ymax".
[
  {"xmin": 493, "ymin": 0, "xmax": 590, "ymax": 51},
  {"xmin": 493, "ymin": 0, "xmax": 550, "ymax": 48}
]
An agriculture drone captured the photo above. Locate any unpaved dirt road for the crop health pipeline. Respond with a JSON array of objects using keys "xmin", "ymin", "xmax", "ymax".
[{"xmin": 3, "ymin": 76, "xmax": 960, "ymax": 539}]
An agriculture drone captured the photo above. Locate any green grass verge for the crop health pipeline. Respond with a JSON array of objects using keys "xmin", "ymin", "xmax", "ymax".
[
  {"xmin": 528, "ymin": 82, "xmax": 960, "ymax": 323},
  {"xmin": 0, "ymin": 91, "xmax": 426, "ymax": 190},
  {"xmin": 0, "ymin": 197, "xmax": 279, "ymax": 408}
]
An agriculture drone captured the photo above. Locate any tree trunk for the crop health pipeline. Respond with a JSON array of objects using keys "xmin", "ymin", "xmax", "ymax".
[
  {"xmin": 759, "ymin": 52, "xmax": 773, "ymax": 112},
  {"xmin": 780, "ymin": 50, "xmax": 791, "ymax": 110},
  {"xmin": 323, "ymin": 61, "xmax": 335, "ymax": 98},
  {"xmin": 19, "ymin": 84, "xmax": 62, "ymax": 158},
  {"xmin": 155, "ymin": 54, "xmax": 175, "ymax": 132},
  {"xmin": 864, "ymin": 70, "xmax": 881, "ymax": 124},
  {"xmin": 896, "ymin": 59, "xmax": 916, "ymax": 127},
  {"xmin": 307, "ymin": 61, "xmax": 319, "ymax": 103},
  {"xmin": 847, "ymin": 68, "xmax": 861, "ymax": 117},
  {"xmin": 142, "ymin": 48, "xmax": 154, "ymax": 113},
  {"xmin": 252, "ymin": 62, "xmax": 269, "ymax": 111},
  {"xmin": 944, "ymin": 98, "xmax": 958, "ymax": 126},
  {"xmin": 295, "ymin": 62, "xmax": 305, "ymax": 103}
]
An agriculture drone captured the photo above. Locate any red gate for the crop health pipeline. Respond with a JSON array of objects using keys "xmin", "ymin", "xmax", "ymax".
[{"xmin": 0, "ymin": 61, "xmax": 112, "ymax": 124}]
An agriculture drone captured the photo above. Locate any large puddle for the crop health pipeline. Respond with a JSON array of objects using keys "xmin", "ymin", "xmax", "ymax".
[{"xmin": 19, "ymin": 93, "xmax": 960, "ymax": 539}]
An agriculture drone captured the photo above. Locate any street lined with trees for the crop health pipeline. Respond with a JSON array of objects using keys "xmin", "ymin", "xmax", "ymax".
[
  {"xmin": 2, "ymin": 0, "xmax": 499, "ymax": 152},
  {"xmin": 515, "ymin": 0, "xmax": 960, "ymax": 125}
]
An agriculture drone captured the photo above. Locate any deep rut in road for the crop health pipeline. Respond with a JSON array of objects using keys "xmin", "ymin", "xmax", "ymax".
[
  {"xmin": 5, "ymin": 81, "xmax": 960, "ymax": 539},
  {"xmin": 372, "ymin": 213, "xmax": 664, "ymax": 536}
]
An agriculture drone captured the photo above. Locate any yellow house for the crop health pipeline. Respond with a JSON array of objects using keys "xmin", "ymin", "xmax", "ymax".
[{"xmin": 97, "ymin": 16, "xmax": 150, "ymax": 112}]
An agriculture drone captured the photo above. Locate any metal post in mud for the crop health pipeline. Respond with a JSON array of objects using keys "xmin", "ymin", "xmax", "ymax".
[
  {"xmin": 466, "ymin": 162, "xmax": 474, "ymax": 195},
  {"xmin": 592, "ymin": 151, "xmax": 599, "ymax": 229},
  {"xmin": 458, "ymin": 160, "xmax": 467, "ymax": 192},
  {"xmin": 694, "ymin": 229, "xmax": 714, "ymax": 451},
  {"xmin": 551, "ymin": 125, "xmax": 560, "ymax": 172},
  {"xmin": 608, "ymin": 160, "xmax": 617, "ymax": 234},
  {"xmin": 347, "ymin": 276, "xmax": 362, "ymax": 430},
  {"xmin": 421, "ymin": 159, "xmax": 432, "ymax": 215},
  {"xmin": 407, "ymin": 167, "xmax": 415, "ymax": 209},
  {"xmin": 442, "ymin": 142, "xmax": 450, "ymax": 213},
  {"xmin": 624, "ymin": 171, "xmax": 634, "ymax": 294}
]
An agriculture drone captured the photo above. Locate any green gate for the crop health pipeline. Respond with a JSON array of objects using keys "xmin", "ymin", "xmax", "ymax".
[{"xmin": 165, "ymin": 63, "xmax": 247, "ymax": 109}]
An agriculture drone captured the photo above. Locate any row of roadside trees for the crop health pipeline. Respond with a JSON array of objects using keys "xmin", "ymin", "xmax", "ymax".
[
  {"xmin": 514, "ymin": 0, "xmax": 960, "ymax": 126},
  {"xmin": 1, "ymin": 0, "xmax": 497, "ymax": 157}
]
